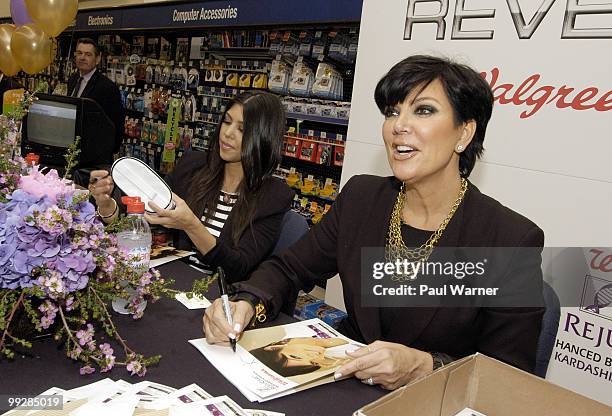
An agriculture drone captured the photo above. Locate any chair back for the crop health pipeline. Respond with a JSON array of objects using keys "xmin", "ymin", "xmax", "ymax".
[
  {"xmin": 272, "ymin": 210, "xmax": 309, "ymax": 255},
  {"xmin": 535, "ymin": 281, "xmax": 561, "ymax": 377}
]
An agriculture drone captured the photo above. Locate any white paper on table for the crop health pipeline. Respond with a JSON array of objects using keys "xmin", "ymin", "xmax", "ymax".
[
  {"xmin": 70, "ymin": 380, "xmax": 138, "ymax": 416},
  {"xmin": 245, "ymin": 410, "xmax": 285, "ymax": 416},
  {"xmin": 189, "ymin": 318, "xmax": 362, "ymax": 402},
  {"xmin": 453, "ymin": 409, "xmax": 488, "ymax": 416},
  {"xmin": 125, "ymin": 381, "xmax": 176, "ymax": 409},
  {"xmin": 188, "ymin": 337, "xmax": 326, "ymax": 402},
  {"xmin": 150, "ymin": 250, "xmax": 195, "ymax": 268},
  {"xmin": 191, "ymin": 340, "xmax": 299, "ymax": 402},
  {"xmin": 175, "ymin": 292, "xmax": 211, "ymax": 309},
  {"xmin": 147, "ymin": 383, "xmax": 213, "ymax": 410},
  {"xmin": 114, "ymin": 380, "xmax": 134, "ymax": 390},
  {"xmin": 169, "ymin": 396, "xmax": 248, "ymax": 416},
  {"xmin": 64, "ymin": 379, "xmax": 118, "ymax": 402},
  {"xmin": 188, "ymin": 340, "xmax": 263, "ymax": 402},
  {"xmin": 70, "ymin": 394, "xmax": 139, "ymax": 416}
]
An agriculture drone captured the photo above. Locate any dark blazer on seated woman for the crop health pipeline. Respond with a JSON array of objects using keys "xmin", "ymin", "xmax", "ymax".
[
  {"xmin": 166, "ymin": 151, "xmax": 294, "ymax": 282},
  {"xmin": 234, "ymin": 174, "xmax": 545, "ymax": 372}
]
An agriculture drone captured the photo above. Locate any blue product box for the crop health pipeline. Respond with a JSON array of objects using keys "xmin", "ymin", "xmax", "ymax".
[
  {"xmin": 302, "ymin": 301, "xmax": 347, "ymax": 329},
  {"xmin": 293, "ymin": 293, "xmax": 323, "ymax": 321}
]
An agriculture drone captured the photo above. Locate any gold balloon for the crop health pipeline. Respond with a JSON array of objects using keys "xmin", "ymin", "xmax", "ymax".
[
  {"xmin": 0, "ymin": 24, "xmax": 21, "ymax": 77},
  {"xmin": 25, "ymin": 0, "xmax": 78, "ymax": 38},
  {"xmin": 10, "ymin": 24, "xmax": 53, "ymax": 75}
]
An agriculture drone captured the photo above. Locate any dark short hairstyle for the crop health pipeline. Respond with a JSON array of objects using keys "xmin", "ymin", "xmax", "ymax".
[
  {"xmin": 374, "ymin": 55, "xmax": 493, "ymax": 177},
  {"xmin": 76, "ymin": 38, "xmax": 100, "ymax": 56},
  {"xmin": 187, "ymin": 91, "xmax": 286, "ymax": 247}
]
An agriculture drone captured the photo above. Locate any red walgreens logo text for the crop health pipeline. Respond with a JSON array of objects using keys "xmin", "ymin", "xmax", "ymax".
[
  {"xmin": 481, "ymin": 67, "xmax": 611, "ymax": 119},
  {"xmin": 589, "ymin": 249, "xmax": 612, "ymax": 273}
]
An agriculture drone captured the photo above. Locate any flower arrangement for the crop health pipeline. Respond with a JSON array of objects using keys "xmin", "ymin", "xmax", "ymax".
[{"xmin": 0, "ymin": 90, "xmax": 181, "ymax": 376}]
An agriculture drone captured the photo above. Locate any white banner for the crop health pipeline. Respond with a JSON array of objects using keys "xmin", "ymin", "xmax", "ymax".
[{"xmin": 342, "ymin": 0, "xmax": 612, "ymax": 405}]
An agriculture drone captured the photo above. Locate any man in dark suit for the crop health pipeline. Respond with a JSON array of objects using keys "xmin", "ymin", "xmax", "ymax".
[{"xmin": 67, "ymin": 38, "xmax": 124, "ymax": 165}]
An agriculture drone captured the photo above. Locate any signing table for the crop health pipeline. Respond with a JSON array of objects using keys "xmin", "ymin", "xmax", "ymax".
[{"xmin": 0, "ymin": 261, "xmax": 386, "ymax": 415}]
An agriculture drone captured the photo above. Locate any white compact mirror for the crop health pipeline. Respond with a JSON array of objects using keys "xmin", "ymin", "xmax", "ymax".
[{"xmin": 111, "ymin": 157, "xmax": 174, "ymax": 213}]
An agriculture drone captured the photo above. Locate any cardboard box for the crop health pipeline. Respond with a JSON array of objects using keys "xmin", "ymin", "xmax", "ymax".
[{"xmin": 354, "ymin": 353, "xmax": 611, "ymax": 416}]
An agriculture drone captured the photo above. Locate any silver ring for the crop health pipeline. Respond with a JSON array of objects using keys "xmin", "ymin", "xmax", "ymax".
[{"xmin": 365, "ymin": 377, "xmax": 374, "ymax": 386}]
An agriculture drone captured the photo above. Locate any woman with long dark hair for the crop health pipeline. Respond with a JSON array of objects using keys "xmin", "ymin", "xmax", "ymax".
[{"xmin": 90, "ymin": 91, "xmax": 294, "ymax": 281}]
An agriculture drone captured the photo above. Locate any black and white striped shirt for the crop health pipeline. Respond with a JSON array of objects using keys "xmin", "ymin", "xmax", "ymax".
[{"xmin": 201, "ymin": 191, "xmax": 238, "ymax": 237}]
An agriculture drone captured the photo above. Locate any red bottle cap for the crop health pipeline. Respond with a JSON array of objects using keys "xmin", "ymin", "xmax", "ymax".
[
  {"xmin": 126, "ymin": 201, "xmax": 145, "ymax": 214},
  {"xmin": 121, "ymin": 196, "xmax": 141, "ymax": 206},
  {"xmin": 25, "ymin": 153, "xmax": 40, "ymax": 165}
]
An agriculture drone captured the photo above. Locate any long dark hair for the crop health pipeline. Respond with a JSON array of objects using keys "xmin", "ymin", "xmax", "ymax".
[{"xmin": 186, "ymin": 91, "xmax": 285, "ymax": 245}]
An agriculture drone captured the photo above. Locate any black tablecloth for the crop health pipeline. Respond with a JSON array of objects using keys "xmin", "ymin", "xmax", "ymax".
[{"xmin": 0, "ymin": 261, "xmax": 386, "ymax": 415}]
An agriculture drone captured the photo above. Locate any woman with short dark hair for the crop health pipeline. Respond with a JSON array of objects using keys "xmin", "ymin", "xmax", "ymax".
[
  {"xmin": 90, "ymin": 91, "xmax": 293, "ymax": 281},
  {"xmin": 204, "ymin": 55, "xmax": 545, "ymax": 390}
]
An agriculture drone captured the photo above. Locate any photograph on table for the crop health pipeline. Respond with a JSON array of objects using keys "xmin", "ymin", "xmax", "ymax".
[{"xmin": 190, "ymin": 319, "xmax": 363, "ymax": 402}]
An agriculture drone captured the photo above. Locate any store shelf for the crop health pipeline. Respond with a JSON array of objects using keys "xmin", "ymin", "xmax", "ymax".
[
  {"xmin": 290, "ymin": 187, "xmax": 337, "ymax": 205},
  {"xmin": 286, "ymin": 112, "xmax": 349, "ymax": 126},
  {"xmin": 280, "ymin": 157, "xmax": 342, "ymax": 181},
  {"xmin": 285, "ymin": 135, "xmax": 345, "ymax": 147}
]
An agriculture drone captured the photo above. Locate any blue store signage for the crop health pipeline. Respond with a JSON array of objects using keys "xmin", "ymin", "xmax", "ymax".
[
  {"xmin": 76, "ymin": 9, "xmax": 123, "ymax": 30},
  {"xmin": 75, "ymin": 0, "xmax": 362, "ymax": 31}
]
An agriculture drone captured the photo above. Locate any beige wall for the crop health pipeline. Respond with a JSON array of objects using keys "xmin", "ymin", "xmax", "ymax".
[
  {"xmin": 1, "ymin": 0, "xmax": 182, "ymax": 18},
  {"xmin": 0, "ymin": 1, "xmax": 10, "ymax": 19}
]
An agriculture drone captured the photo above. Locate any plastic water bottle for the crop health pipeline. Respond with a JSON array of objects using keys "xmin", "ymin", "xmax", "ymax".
[{"xmin": 112, "ymin": 197, "xmax": 151, "ymax": 314}]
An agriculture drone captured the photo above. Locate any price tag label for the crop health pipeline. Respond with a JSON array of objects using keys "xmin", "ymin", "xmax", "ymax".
[{"xmin": 307, "ymin": 175, "xmax": 314, "ymax": 181}]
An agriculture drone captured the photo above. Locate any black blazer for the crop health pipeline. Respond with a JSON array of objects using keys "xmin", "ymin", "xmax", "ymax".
[
  {"xmin": 68, "ymin": 70, "xmax": 124, "ymax": 162},
  {"xmin": 166, "ymin": 151, "xmax": 294, "ymax": 282},
  {"xmin": 235, "ymin": 174, "xmax": 545, "ymax": 372}
]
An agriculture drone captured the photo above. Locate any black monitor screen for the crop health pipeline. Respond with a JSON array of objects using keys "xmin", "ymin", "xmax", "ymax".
[{"xmin": 26, "ymin": 99, "xmax": 77, "ymax": 148}]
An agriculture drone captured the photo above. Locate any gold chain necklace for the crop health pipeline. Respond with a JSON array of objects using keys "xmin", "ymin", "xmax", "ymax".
[{"xmin": 386, "ymin": 178, "xmax": 468, "ymax": 280}]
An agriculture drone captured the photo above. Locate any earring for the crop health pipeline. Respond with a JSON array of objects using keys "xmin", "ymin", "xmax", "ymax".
[{"xmin": 456, "ymin": 145, "xmax": 464, "ymax": 152}]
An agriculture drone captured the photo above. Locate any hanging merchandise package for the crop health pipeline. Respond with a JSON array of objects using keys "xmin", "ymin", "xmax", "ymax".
[{"xmin": 111, "ymin": 157, "xmax": 175, "ymax": 213}]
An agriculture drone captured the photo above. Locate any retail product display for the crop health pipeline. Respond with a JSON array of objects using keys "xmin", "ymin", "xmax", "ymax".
[
  {"xmin": 18, "ymin": 25, "xmax": 358, "ymax": 225},
  {"xmin": 268, "ymin": 59, "xmax": 292, "ymax": 94},
  {"xmin": 288, "ymin": 61, "xmax": 314, "ymax": 97}
]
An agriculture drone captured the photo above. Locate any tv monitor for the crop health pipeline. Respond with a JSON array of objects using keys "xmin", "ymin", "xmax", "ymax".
[
  {"xmin": 26, "ymin": 99, "xmax": 77, "ymax": 149},
  {"xmin": 22, "ymin": 94, "xmax": 116, "ymax": 170}
]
